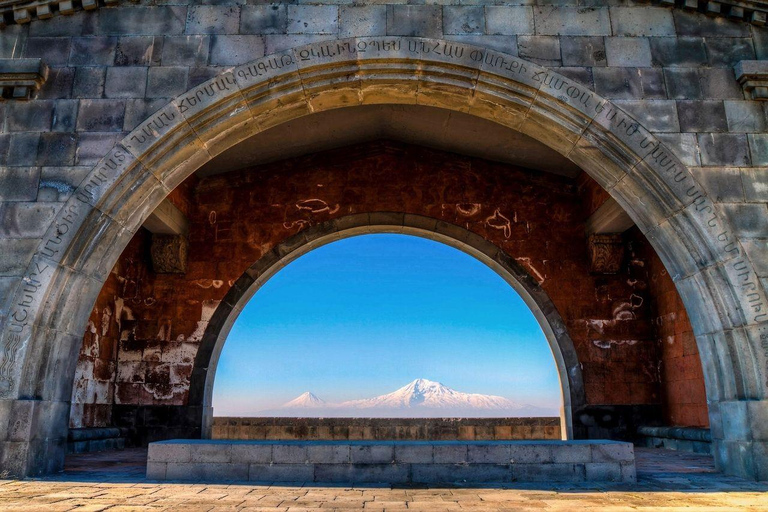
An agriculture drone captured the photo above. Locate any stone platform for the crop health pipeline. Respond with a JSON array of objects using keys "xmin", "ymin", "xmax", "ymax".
[{"xmin": 147, "ymin": 439, "xmax": 635, "ymax": 484}]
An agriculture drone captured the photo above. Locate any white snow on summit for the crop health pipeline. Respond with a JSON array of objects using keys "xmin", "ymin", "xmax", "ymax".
[{"xmin": 281, "ymin": 391, "xmax": 327, "ymax": 408}]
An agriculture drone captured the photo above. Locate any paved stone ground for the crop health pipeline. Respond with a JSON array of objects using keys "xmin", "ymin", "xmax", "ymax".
[{"xmin": 0, "ymin": 448, "xmax": 766, "ymax": 511}]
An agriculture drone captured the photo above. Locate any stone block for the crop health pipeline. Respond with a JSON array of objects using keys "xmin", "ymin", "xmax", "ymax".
[
  {"xmin": 591, "ymin": 442, "xmax": 633, "ymax": 462},
  {"xmin": 412, "ymin": 463, "xmax": 508, "ymax": 484},
  {"xmin": 656, "ymin": 133, "xmax": 701, "ymax": 166},
  {"xmin": 38, "ymin": 67, "xmax": 75, "ymax": 101},
  {"xmin": 36, "ymin": 133, "xmax": 77, "ymax": 166},
  {"xmin": 649, "ymin": 37, "xmax": 707, "ymax": 67},
  {"xmin": 241, "ymin": 5, "xmax": 287, "ymax": 35},
  {"xmin": 614, "ymin": 100, "xmax": 679, "ymax": 132},
  {"xmin": 609, "ymin": 7, "xmax": 675, "ymax": 36},
  {"xmin": 742, "ymin": 240, "xmax": 768, "ymax": 276},
  {"xmin": 386, "ymin": 6, "xmax": 442, "ymax": 38},
  {"xmin": 705, "ymin": 38, "xmax": 755, "ymax": 67},
  {"xmin": 73, "ymin": 68, "xmax": 105, "ymax": 99},
  {"xmin": 533, "ymin": 7, "xmax": 610, "ymax": 36},
  {"xmin": 443, "ymin": 6, "xmax": 484, "ymax": 35},
  {"xmin": 725, "ymin": 101, "xmax": 767, "ymax": 133},
  {"xmin": 561, "ymin": 36, "xmax": 606, "ymax": 67},
  {"xmin": 677, "ymin": 100, "xmax": 727, "ymax": 132},
  {"xmin": 0, "ymin": 238, "xmax": 36, "ymax": 275},
  {"xmin": 115, "ymin": 36, "xmax": 162, "ymax": 67},
  {"xmin": 210, "ymin": 35, "xmax": 265, "ymax": 66},
  {"xmin": 512, "ymin": 463, "xmax": 585, "ymax": 482},
  {"xmin": 161, "ymin": 36, "xmax": 210, "ymax": 67},
  {"xmin": 272, "ymin": 444, "xmax": 307, "ymax": 463},
  {"xmin": 146, "ymin": 462, "xmax": 166, "ymax": 479},
  {"xmin": 339, "ymin": 6, "xmax": 386, "ymax": 38},
  {"xmin": 697, "ymin": 133, "xmax": 750, "ymax": 166},
  {"xmin": 517, "ymin": 36, "xmax": 560, "ymax": 67},
  {"xmin": 742, "ymin": 167, "xmax": 768, "ymax": 202},
  {"xmin": 189, "ymin": 442, "xmax": 231, "ymax": 463},
  {"xmin": 7, "ymin": 133, "xmax": 41, "ymax": 166},
  {"xmin": 467, "ymin": 444, "xmax": 511, "ymax": 464},
  {"xmin": 350, "ymin": 444, "xmax": 394, "ymax": 463},
  {"xmin": 69, "ymin": 37, "xmax": 116, "ymax": 66},
  {"xmin": 231, "ymin": 444, "xmax": 272, "ymax": 463},
  {"xmin": 0, "ymin": 167, "xmax": 40, "ymax": 201},
  {"xmin": 151, "ymin": 234, "xmax": 188, "ymax": 274},
  {"xmin": 97, "ymin": 7, "xmax": 187, "ymax": 36},
  {"xmin": 673, "ymin": 11, "xmax": 750, "ymax": 38},
  {"xmin": 186, "ymin": 6, "xmax": 240, "ymax": 35},
  {"xmin": 147, "ymin": 67, "xmax": 189, "ymax": 99},
  {"xmin": 248, "ymin": 463, "xmax": 313, "ymax": 482},
  {"xmin": 664, "ymin": 68, "xmax": 702, "ymax": 100},
  {"xmin": 76, "ymin": 99, "xmax": 126, "ymax": 132},
  {"xmin": 551, "ymin": 443, "xmax": 591, "ymax": 463},
  {"xmin": 593, "ymin": 67, "xmax": 665, "ymax": 99},
  {"xmin": 23, "ymin": 37, "xmax": 70, "ymax": 65},
  {"xmin": 433, "ymin": 444, "xmax": 467, "ymax": 463},
  {"xmin": 307, "ymin": 444, "xmax": 350, "ymax": 464},
  {"xmin": 316, "ymin": 463, "xmax": 409, "ymax": 483},
  {"xmin": 749, "ymin": 134, "xmax": 768, "ymax": 166},
  {"xmin": 394, "ymin": 443, "xmax": 432, "ymax": 463},
  {"xmin": 509, "ymin": 444, "xmax": 551, "ymax": 463},
  {"xmin": 149, "ymin": 442, "xmax": 191, "ymax": 463},
  {"xmin": 699, "ymin": 68, "xmax": 743, "ymax": 100},
  {"xmin": 585, "ymin": 462, "xmax": 622, "ymax": 481},
  {"xmin": 166, "ymin": 462, "xmax": 248, "ymax": 481},
  {"xmin": 604, "ymin": 37, "xmax": 651, "ymax": 67},
  {"xmin": 691, "ymin": 167, "xmax": 744, "ymax": 203},
  {"xmin": 104, "ymin": 67, "xmax": 147, "ymax": 99},
  {"xmin": 485, "ymin": 6, "xmax": 534, "ymax": 36},
  {"xmin": 52, "ymin": 100, "xmax": 78, "ymax": 132},
  {"xmin": 721, "ymin": 203, "xmax": 768, "ymax": 239},
  {"xmin": 74, "ymin": 132, "xmax": 122, "ymax": 165},
  {"xmin": 287, "ymin": 5, "xmax": 338, "ymax": 35},
  {"xmin": 7, "ymin": 101, "xmax": 53, "ymax": 132}
]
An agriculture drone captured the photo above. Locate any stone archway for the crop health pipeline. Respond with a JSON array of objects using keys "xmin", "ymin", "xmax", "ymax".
[
  {"xmin": 2, "ymin": 37, "xmax": 766, "ymax": 479},
  {"xmin": 190, "ymin": 213, "xmax": 587, "ymax": 442}
]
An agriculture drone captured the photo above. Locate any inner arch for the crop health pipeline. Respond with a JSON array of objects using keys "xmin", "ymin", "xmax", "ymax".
[
  {"xmin": 195, "ymin": 214, "xmax": 586, "ymax": 440},
  {"xmin": 212, "ymin": 233, "xmax": 563, "ymax": 420}
]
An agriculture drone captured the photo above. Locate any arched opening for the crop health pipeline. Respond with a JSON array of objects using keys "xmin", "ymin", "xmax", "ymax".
[
  {"xmin": 208, "ymin": 232, "xmax": 570, "ymax": 438},
  {"xmin": 4, "ymin": 38, "xmax": 763, "ymax": 480}
]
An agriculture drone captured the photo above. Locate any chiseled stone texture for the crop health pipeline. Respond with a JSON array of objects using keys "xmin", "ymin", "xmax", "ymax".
[{"xmin": 0, "ymin": 0, "xmax": 767, "ymax": 483}]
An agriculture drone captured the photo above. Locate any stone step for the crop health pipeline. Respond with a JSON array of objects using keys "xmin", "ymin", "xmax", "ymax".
[{"xmin": 147, "ymin": 439, "xmax": 636, "ymax": 484}]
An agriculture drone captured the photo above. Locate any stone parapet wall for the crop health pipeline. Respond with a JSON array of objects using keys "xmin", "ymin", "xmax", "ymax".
[
  {"xmin": 146, "ymin": 439, "xmax": 636, "ymax": 483},
  {"xmin": 211, "ymin": 417, "xmax": 562, "ymax": 441}
]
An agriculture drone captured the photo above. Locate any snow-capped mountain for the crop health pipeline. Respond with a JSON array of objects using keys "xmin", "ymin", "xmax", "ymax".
[
  {"xmin": 281, "ymin": 391, "xmax": 327, "ymax": 408},
  {"xmin": 259, "ymin": 379, "xmax": 557, "ymax": 418},
  {"xmin": 339, "ymin": 378, "xmax": 521, "ymax": 410}
]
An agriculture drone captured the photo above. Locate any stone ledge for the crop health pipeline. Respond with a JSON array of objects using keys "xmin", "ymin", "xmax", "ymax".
[
  {"xmin": 734, "ymin": 61, "xmax": 768, "ymax": 101},
  {"xmin": 0, "ymin": 59, "xmax": 48, "ymax": 100},
  {"xmin": 147, "ymin": 439, "xmax": 636, "ymax": 483}
]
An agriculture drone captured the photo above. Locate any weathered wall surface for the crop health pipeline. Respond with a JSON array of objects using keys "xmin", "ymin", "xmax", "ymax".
[
  {"xmin": 1, "ymin": 0, "xmax": 767, "ymax": 479},
  {"xmin": 211, "ymin": 417, "xmax": 561, "ymax": 441},
  {"xmin": 72, "ymin": 142, "xmax": 676, "ymax": 440}
]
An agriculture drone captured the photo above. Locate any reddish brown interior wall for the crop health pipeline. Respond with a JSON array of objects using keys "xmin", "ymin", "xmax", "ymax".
[{"xmin": 69, "ymin": 141, "xmax": 704, "ymax": 431}]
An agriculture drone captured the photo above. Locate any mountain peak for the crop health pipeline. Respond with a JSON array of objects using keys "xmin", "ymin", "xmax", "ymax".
[{"xmin": 282, "ymin": 391, "xmax": 326, "ymax": 408}]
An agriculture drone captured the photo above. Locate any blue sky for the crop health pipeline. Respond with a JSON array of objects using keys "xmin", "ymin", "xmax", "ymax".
[{"xmin": 212, "ymin": 234, "xmax": 562, "ymax": 416}]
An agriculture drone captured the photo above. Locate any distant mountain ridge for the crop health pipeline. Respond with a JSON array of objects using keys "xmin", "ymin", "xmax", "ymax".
[{"xmin": 257, "ymin": 379, "xmax": 558, "ymax": 418}]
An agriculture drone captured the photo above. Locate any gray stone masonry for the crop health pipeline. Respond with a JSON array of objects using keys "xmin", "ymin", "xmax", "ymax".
[
  {"xmin": 147, "ymin": 440, "xmax": 636, "ymax": 483},
  {"xmin": 0, "ymin": 1, "xmax": 767, "ymax": 483}
]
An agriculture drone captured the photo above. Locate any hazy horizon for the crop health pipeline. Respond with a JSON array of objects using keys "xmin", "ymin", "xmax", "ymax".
[{"xmin": 212, "ymin": 234, "xmax": 562, "ymax": 417}]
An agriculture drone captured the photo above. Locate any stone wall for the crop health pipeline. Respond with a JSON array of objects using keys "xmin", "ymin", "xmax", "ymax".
[{"xmin": 211, "ymin": 417, "xmax": 561, "ymax": 441}]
